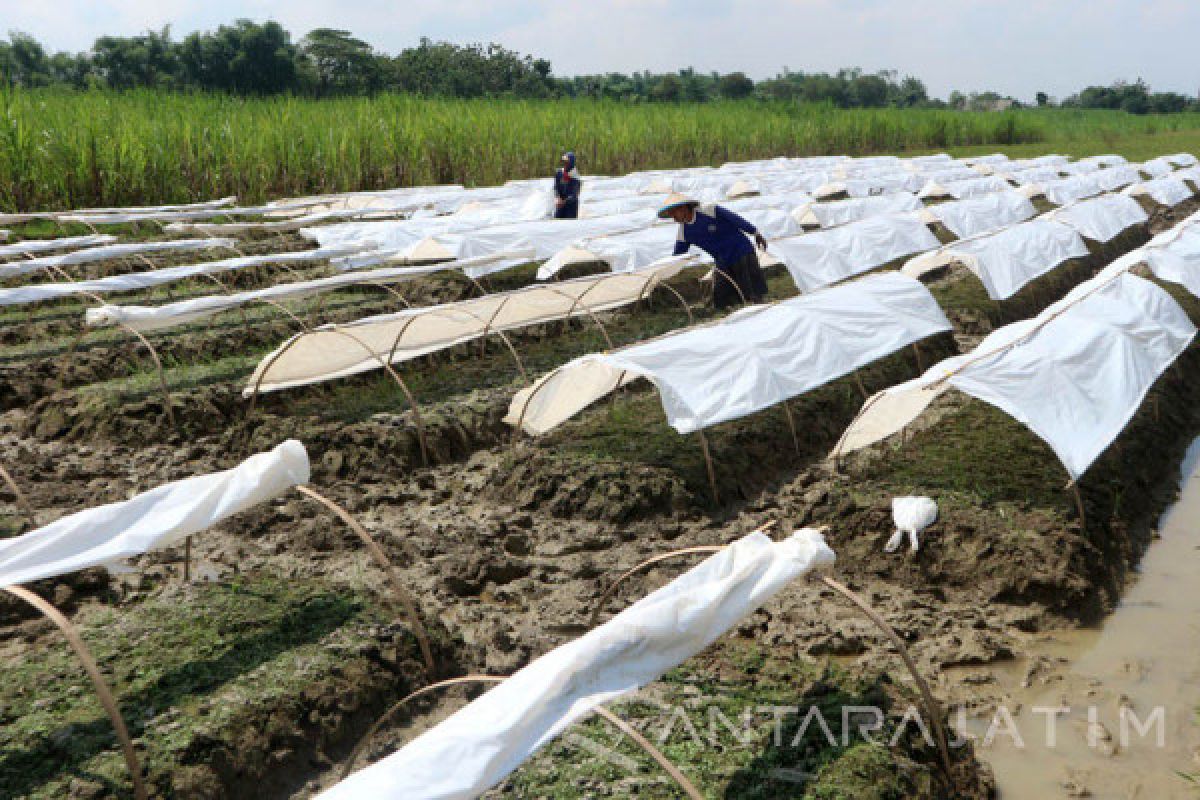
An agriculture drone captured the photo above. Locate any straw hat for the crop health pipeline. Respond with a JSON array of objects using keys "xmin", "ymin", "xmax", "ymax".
[{"xmin": 657, "ymin": 192, "xmax": 699, "ymax": 219}]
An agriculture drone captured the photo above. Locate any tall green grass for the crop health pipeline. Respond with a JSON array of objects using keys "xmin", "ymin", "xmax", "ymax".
[{"xmin": 4, "ymin": 88, "xmax": 1200, "ymax": 211}]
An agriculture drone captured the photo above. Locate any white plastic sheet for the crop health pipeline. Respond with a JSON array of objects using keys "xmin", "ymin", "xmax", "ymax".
[
  {"xmin": 923, "ymin": 191, "xmax": 1036, "ymax": 239},
  {"xmin": 794, "ymin": 193, "xmax": 922, "ymax": 228},
  {"xmin": 245, "ymin": 256, "xmax": 699, "ymax": 396},
  {"xmin": 888, "ymin": 496, "xmax": 938, "ymax": 553},
  {"xmin": 506, "ymin": 272, "xmax": 951, "ymax": 435},
  {"xmin": 1166, "ymin": 153, "xmax": 1199, "ymax": 168},
  {"xmin": 1080, "ymin": 155, "xmax": 1128, "ymax": 168},
  {"xmin": 918, "ymin": 175, "xmax": 1012, "ymax": 200},
  {"xmin": 1140, "ymin": 158, "xmax": 1176, "ymax": 179},
  {"xmin": 0, "ymin": 246, "xmax": 355, "ymax": 308},
  {"xmin": 1124, "ymin": 177, "xmax": 1195, "ymax": 207},
  {"xmin": 904, "ymin": 218, "xmax": 1088, "ymax": 300},
  {"xmin": 1093, "ymin": 165, "xmax": 1142, "ymax": 192},
  {"xmin": 0, "ymin": 234, "xmax": 117, "ymax": 260},
  {"xmin": 1001, "ymin": 166, "xmax": 1063, "ymax": 187},
  {"xmin": 318, "ymin": 528, "xmax": 835, "ymax": 800},
  {"xmin": 833, "ymin": 272, "xmax": 1196, "ymax": 479},
  {"xmin": 1038, "ymin": 174, "xmax": 1105, "ymax": 206},
  {"xmin": 84, "ymin": 253, "xmax": 529, "ymax": 332},
  {"xmin": 1130, "ymin": 224, "xmax": 1200, "ymax": 297},
  {"xmin": 772, "ymin": 213, "xmax": 941, "ymax": 292},
  {"xmin": 0, "ymin": 441, "xmax": 309, "ymax": 587},
  {"xmin": 1048, "ymin": 194, "xmax": 1148, "ymax": 243},
  {"xmin": 0, "ymin": 239, "xmax": 237, "ymax": 278}
]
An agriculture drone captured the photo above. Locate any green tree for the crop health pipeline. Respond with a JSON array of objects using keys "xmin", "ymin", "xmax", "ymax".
[
  {"xmin": 717, "ymin": 71, "xmax": 754, "ymax": 99},
  {"xmin": 299, "ymin": 28, "xmax": 380, "ymax": 95}
]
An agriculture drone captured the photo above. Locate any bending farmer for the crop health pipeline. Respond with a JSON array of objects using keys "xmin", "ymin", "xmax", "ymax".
[
  {"xmin": 554, "ymin": 151, "xmax": 582, "ymax": 219},
  {"xmin": 660, "ymin": 193, "xmax": 769, "ymax": 309}
]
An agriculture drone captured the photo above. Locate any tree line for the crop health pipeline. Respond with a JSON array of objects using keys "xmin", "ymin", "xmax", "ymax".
[{"xmin": 0, "ymin": 21, "xmax": 1196, "ymax": 113}]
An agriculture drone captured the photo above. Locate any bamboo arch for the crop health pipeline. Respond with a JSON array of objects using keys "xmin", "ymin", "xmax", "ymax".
[
  {"xmin": 337, "ymin": 675, "xmax": 705, "ymax": 799},
  {"xmin": 586, "ymin": 542, "xmax": 954, "ymax": 779},
  {"xmin": 2, "ymin": 585, "xmax": 148, "ymax": 800}
]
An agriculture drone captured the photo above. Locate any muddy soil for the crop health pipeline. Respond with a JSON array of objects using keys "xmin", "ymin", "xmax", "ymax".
[{"xmin": 2, "ymin": 191, "xmax": 1199, "ymax": 799}]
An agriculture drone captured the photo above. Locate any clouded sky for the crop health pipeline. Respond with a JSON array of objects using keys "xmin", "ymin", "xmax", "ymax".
[{"xmin": 3, "ymin": 0, "xmax": 1197, "ymax": 101}]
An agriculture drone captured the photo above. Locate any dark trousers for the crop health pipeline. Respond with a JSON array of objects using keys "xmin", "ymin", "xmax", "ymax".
[
  {"xmin": 713, "ymin": 251, "xmax": 768, "ymax": 310},
  {"xmin": 554, "ymin": 200, "xmax": 579, "ymax": 219}
]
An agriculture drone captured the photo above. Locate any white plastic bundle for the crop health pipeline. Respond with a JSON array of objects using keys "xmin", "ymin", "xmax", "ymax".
[{"xmin": 887, "ymin": 496, "xmax": 938, "ymax": 553}]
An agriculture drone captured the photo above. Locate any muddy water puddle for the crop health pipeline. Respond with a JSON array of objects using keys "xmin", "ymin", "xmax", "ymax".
[{"xmin": 956, "ymin": 438, "xmax": 1200, "ymax": 798}]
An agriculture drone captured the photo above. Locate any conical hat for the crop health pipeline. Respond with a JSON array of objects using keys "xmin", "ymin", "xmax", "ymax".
[{"xmin": 657, "ymin": 192, "xmax": 699, "ymax": 219}]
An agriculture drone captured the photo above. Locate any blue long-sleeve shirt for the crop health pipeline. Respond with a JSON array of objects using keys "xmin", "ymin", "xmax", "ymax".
[
  {"xmin": 554, "ymin": 168, "xmax": 581, "ymax": 216},
  {"xmin": 671, "ymin": 203, "xmax": 757, "ymax": 268}
]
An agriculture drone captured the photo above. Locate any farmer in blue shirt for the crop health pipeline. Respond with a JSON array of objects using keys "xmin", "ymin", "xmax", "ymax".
[
  {"xmin": 661, "ymin": 193, "xmax": 769, "ymax": 309},
  {"xmin": 554, "ymin": 151, "xmax": 582, "ymax": 219}
]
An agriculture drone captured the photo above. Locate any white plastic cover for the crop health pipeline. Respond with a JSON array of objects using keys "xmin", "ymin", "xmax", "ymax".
[
  {"xmin": 1166, "ymin": 153, "xmax": 1198, "ymax": 168},
  {"xmin": 1093, "ymin": 165, "xmax": 1142, "ymax": 192},
  {"xmin": 318, "ymin": 528, "xmax": 836, "ymax": 800},
  {"xmin": 84, "ymin": 253, "xmax": 530, "ymax": 332},
  {"xmin": 0, "ymin": 246, "xmax": 355, "ymax": 308},
  {"xmin": 245, "ymin": 256, "xmax": 699, "ymax": 396},
  {"xmin": 1133, "ymin": 224, "xmax": 1200, "ymax": 297},
  {"xmin": 0, "ymin": 441, "xmax": 309, "ymax": 586},
  {"xmin": 772, "ymin": 213, "xmax": 942, "ymax": 292},
  {"xmin": 924, "ymin": 191, "xmax": 1037, "ymax": 239},
  {"xmin": 794, "ymin": 193, "xmax": 922, "ymax": 228},
  {"xmin": 1140, "ymin": 158, "xmax": 1176, "ymax": 179},
  {"xmin": 1124, "ymin": 177, "xmax": 1195, "ymax": 207},
  {"xmin": 888, "ymin": 496, "xmax": 938, "ymax": 553},
  {"xmin": 0, "ymin": 234, "xmax": 117, "ymax": 260},
  {"xmin": 833, "ymin": 272, "xmax": 1196, "ymax": 479},
  {"xmin": 1001, "ymin": 166, "xmax": 1064, "ymax": 187},
  {"xmin": 1047, "ymin": 194, "xmax": 1148, "ymax": 242},
  {"xmin": 1080, "ymin": 155, "xmax": 1128, "ymax": 168},
  {"xmin": 506, "ymin": 272, "xmax": 951, "ymax": 435},
  {"xmin": 1039, "ymin": 174, "xmax": 1105, "ymax": 206},
  {"xmin": 0, "ymin": 239, "xmax": 237, "ymax": 278},
  {"xmin": 918, "ymin": 175, "xmax": 1012, "ymax": 200},
  {"xmin": 904, "ymin": 218, "xmax": 1088, "ymax": 300}
]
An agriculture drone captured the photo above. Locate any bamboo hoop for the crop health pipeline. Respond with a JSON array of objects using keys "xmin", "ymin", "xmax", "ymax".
[
  {"xmin": 586, "ymin": 541, "xmax": 955, "ymax": 780},
  {"xmin": 696, "ymin": 430, "xmax": 720, "ymax": 506},
  {"xmin": 118, "ymin": 323, "xmax": 177, "ymax": 430},
  {"xmin": 2, "ymin": 586, "xmax": 148, "ymax": 800},
  {"xmin": 0, "ymin": 462, "xmax": 34, "ymax": 524},
  {"xmin": 296, "ymin": 486, "xmax": 435, "ymax": 674}
]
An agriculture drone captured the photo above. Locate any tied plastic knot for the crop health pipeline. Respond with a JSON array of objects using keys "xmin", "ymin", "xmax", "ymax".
[{"xmin": 887, "ymin": 496, "xmax": 938, "ymax": 553}]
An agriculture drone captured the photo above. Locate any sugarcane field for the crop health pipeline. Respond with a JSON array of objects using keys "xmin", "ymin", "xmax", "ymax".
[{"xmin": 5, "ymin": 4, "xmax": 1200, "ymax": 799}]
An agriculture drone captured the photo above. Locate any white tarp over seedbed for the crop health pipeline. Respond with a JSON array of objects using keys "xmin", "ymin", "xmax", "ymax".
[
  {"xmin": 922, "ymin": 191, "xmax": 1037, "ymax": 239},
  {"xmin": 0, "ymin": 245, "xmax": 357, "ymax": 308},
  {"xmin": 1037, "ymin": 174, "xmax": 1105, "ymax": 206},
  {"xmin": 506, "ymin": 272, "xmax": 952, "ymax": 436},
  {"xmin": 816, "ymin": 173, "xmax": 924, "ymax": 199},
  {"xmin": 1047, "ymin": 194, "xmax": 1148, "ymax": 243},
  {"xmin": 0, "ymin": 238, "xmax": 238, "ymax": 279},
  {"xmin": 1092, "ymin": 165, "xmax": 1142, "ymax": 192},
  {"xmin": 904, "ymin": 217, "xmax": 1089, "ymax": 300},
  {"xmin": 1001, "ymin": 166, "xmax": 1063, "ymax": 187},
  {"xmin": 244, "ymin": 255, "xmax": 700, "ymax": 396},
  {"xmin": 832, "ymin": 271, "xmax": 1196, "ymax": 479},
  {"xmin": 1166, "ymin": 153, "xmax": 1199, "ymax": 168},
  {"xmin": 1124, "ymin": 177, "xmax": 1195, "ymax": 207},
  {"xmin": 918, "ymin": 175, "xmax": 1012, "ymax": 200},
  {"xmin": 1080, "ymin": 155, "xmax": 1128, "ymax": 168},
  {"xmin": 772, "ymin": 213, "xmax": 941, "ymax": 292},
  {"xmin": 0, "ymin": 234, "xmax": 118, "ymax": 260},
  {"xmin": 317, "ymin": 528, "xmax": 836, "ymax": 800},
  {"xmin": 1140, "ymin": 158, "xmax": 1177, "ymax": 178},
  {"xmin": 0, "ymin": 441, "xmax": 309, "ymax": 586},
  {"xmin": 84, "ymin": 252, "xmax": 530, "ymax": 332},
  {"xmin": 794, "ymin": 193, "xmax": 923, "ymax": 228}
]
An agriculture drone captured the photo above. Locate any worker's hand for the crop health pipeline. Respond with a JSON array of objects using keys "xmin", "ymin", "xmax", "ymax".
[
  {"xmin": 754, "ymin": 233, "xmax": 768, "ymax": 252},
  {"xmin": 555, "ymin": 197, "xmax": 565, "ymax": 208}
]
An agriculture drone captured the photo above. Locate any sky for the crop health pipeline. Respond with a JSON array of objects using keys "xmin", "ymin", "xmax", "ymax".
[{"xmin": 2, "ymin": 0, "xmax": 1198, "ymax": 102}]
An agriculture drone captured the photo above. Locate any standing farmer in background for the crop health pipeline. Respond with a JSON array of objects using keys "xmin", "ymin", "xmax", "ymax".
[
  {"xmin": 554, "ymin": 151, "xmax": 582, "ymax": 219},
  {"xmin": 661, "ymin": 194, "xmax": 769, "ymax": 309}
]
